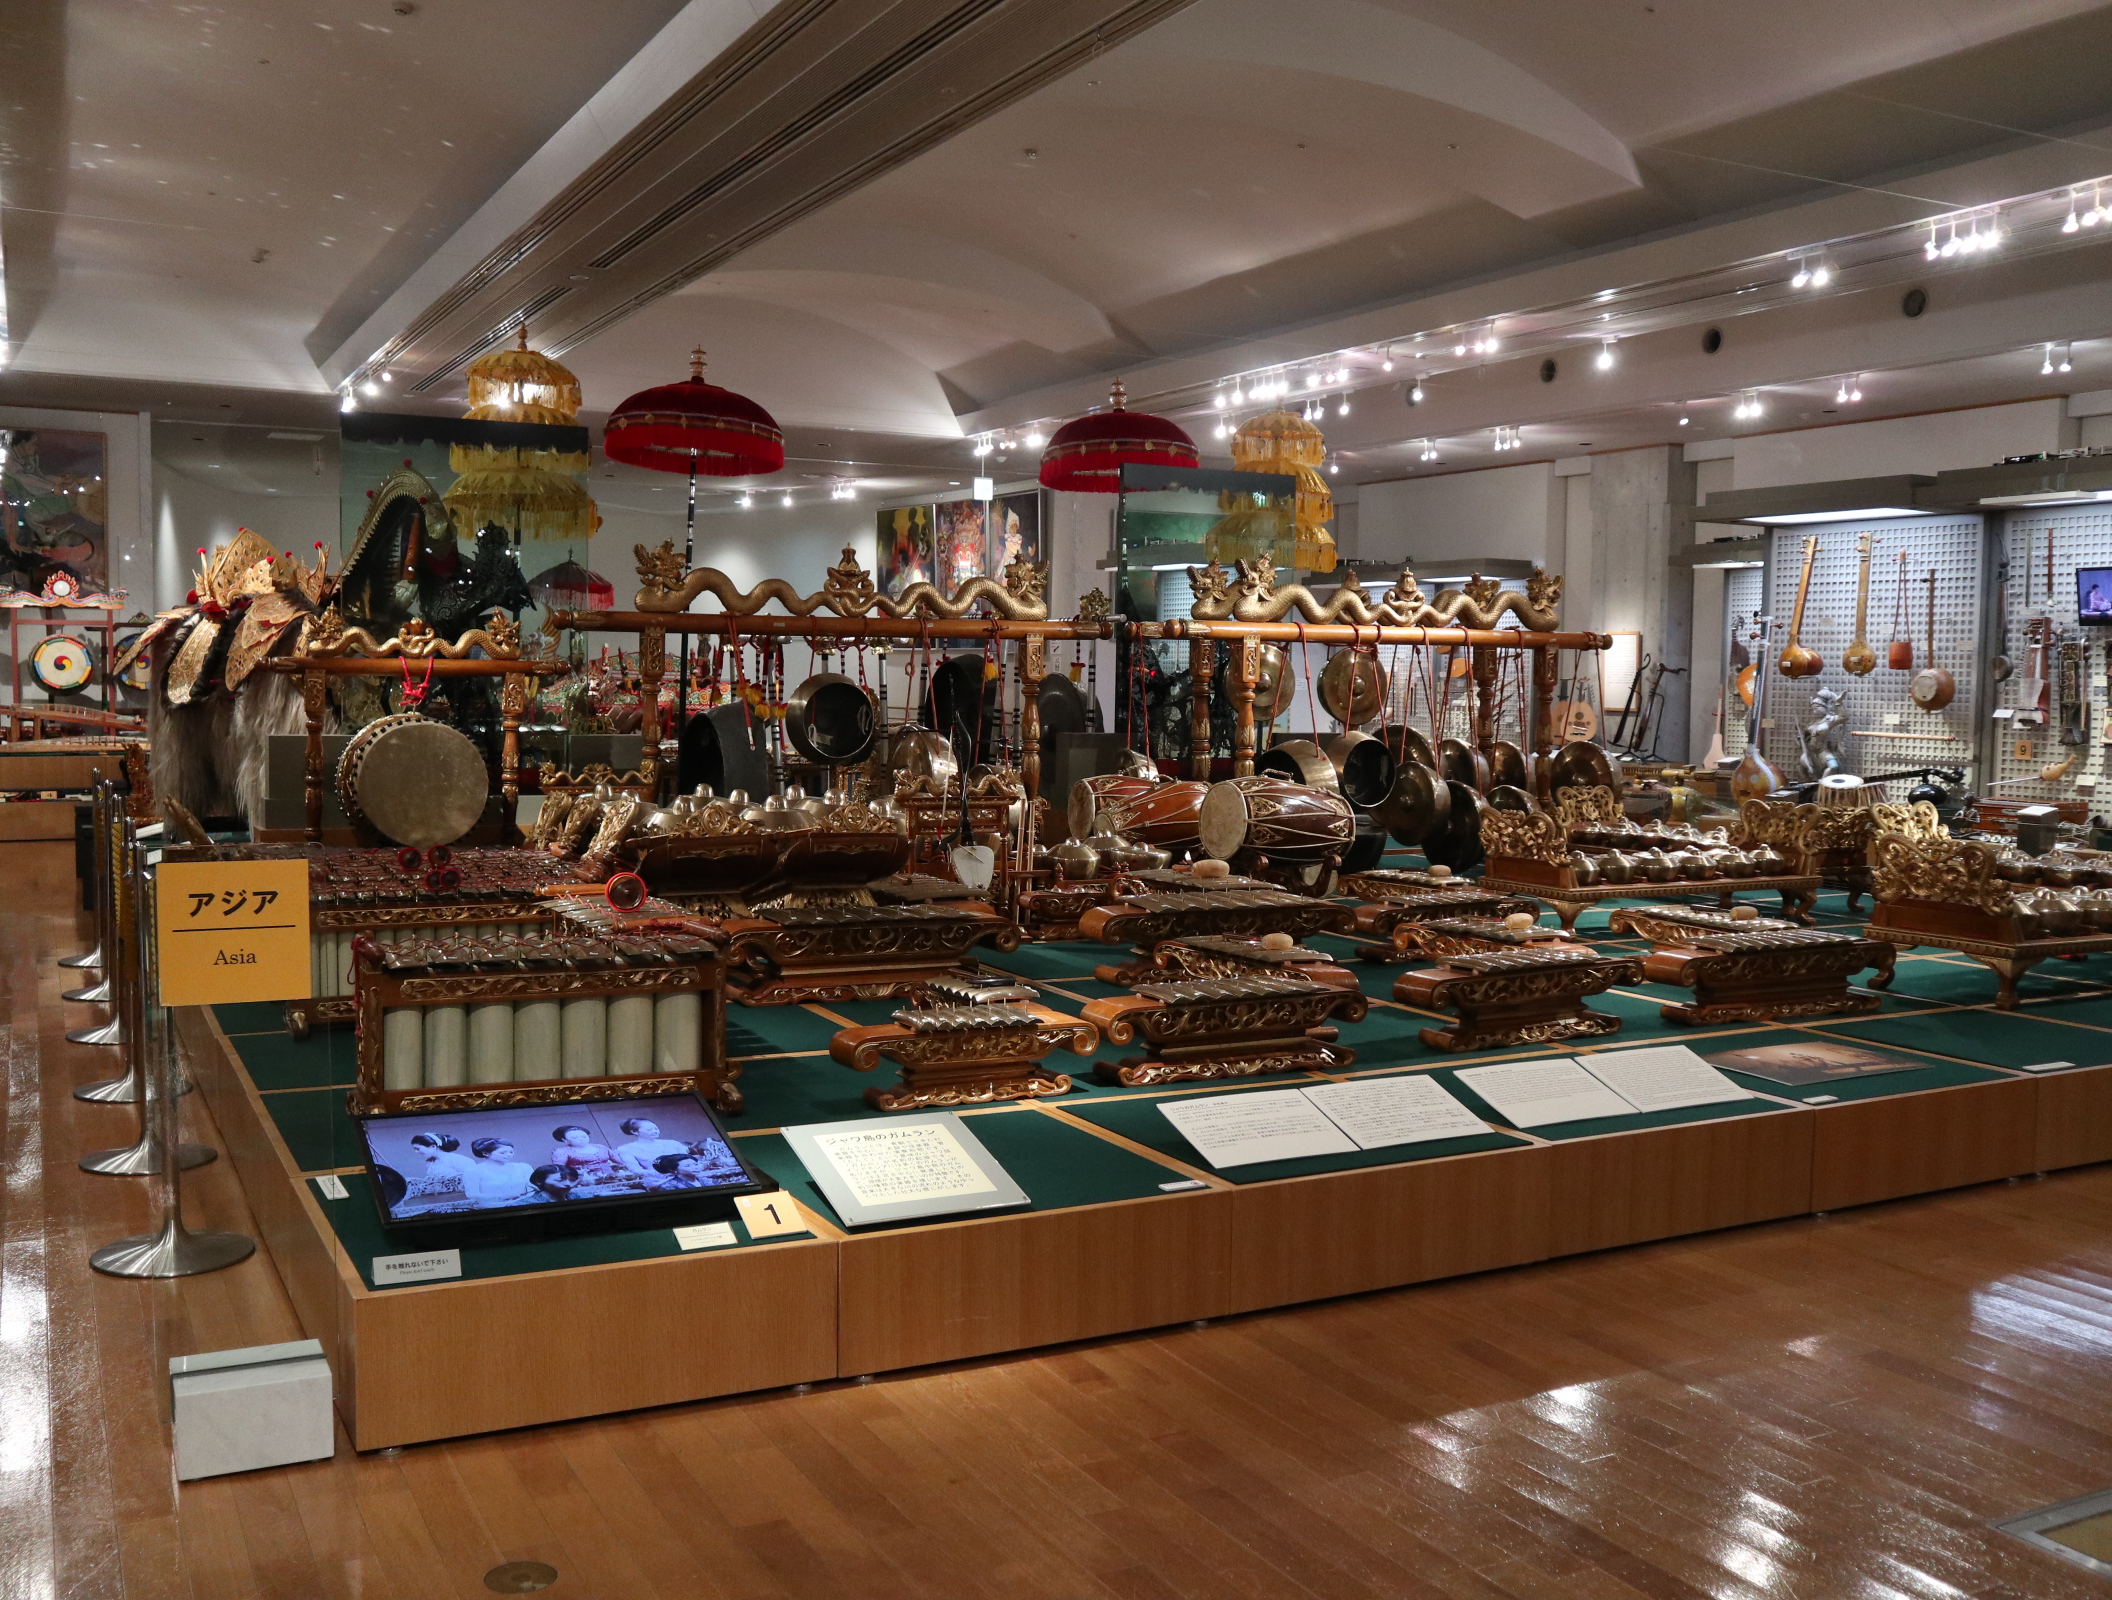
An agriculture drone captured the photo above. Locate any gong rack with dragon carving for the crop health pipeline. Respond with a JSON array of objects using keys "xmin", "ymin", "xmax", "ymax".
[
  {"xmin": 547, "ymin": 543, "xmax": 1115, "ymax": 817},
  {"xmin": 1133, "ymin": 559, "xmax": 1609, "ymax": 780},
  {"xmin": 258, "ymin": 608, "xmax": 568, "ymax": 844}
]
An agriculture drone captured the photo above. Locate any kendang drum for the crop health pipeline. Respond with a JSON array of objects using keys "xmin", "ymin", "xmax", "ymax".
[
  {"xmin": 1104, "ymin": 778, "xmax": 1209, "ymax": 855},
  {"xmin": 336, "ymin": 713, "xmax": 491, "ymax": 851},
  {"xmin": 1199, "ymin": 776, "xmax": 1354, "ymax": 865},
  {"xmin": 1069, "ymin": 772, "xmax": 1158, "ymax": 840}
]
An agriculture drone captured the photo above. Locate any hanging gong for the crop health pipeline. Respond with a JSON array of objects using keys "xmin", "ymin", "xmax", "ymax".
[
  {"xmin": 29, "ymin": 633, "xmax": 94, "ymax": 694},
  {"xmin": 336, "ymin": 713, "xmax": 489, "ymax": 850},
  {"xmin": 785, "ymin": 672, "xmax": 878, "ymax": 766},
  {"xmin": 1317, "ymin": 650, "xmax": 1387, "ymax": 724},
  {"xmin": 1252, "ymin": 643, "xmax": 1294, "ymax": 720}
]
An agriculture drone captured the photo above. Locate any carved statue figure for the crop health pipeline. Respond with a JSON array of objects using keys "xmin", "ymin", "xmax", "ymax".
[{"xmin": 1799, "ymin": 687, "xmax": 1848, "ymax": 782}]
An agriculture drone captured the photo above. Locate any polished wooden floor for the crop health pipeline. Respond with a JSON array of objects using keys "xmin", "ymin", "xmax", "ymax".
[{"xmin": 10, "ymin": 839, "xmax": 2112, "ymax": 1599}]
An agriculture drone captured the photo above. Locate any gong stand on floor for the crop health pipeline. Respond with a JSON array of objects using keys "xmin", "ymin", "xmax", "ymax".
[{"xmin": 258, "ymin": 612, "xmax": 567, "ymax": 844}]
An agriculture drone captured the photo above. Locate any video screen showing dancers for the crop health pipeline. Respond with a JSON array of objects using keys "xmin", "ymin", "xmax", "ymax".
[
  {"xmin": 2079, "ymin": 567, "xmax": 2112, "ymax": 622},
  {"xmin": 359, "ymin": 1093, "xmax": 762, "ymax": 1225}
]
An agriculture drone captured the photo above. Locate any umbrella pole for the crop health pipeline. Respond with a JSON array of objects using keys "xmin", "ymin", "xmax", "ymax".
[{"xmin": 676, "ymin": 456, "xmax": 697, "ymax": 789}]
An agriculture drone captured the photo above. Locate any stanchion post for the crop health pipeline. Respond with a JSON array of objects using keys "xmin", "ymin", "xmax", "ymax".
[
  {"xmin": 89, "ymin": 860, "xmax": 252, "ymax": 1279},
  {"xmin": 58, "ymin": 780, "xmax": 106, "ymax": 970},
  {"xmin": 62, "ymin": 780, "xmax": 117, "ymax": 1005},
  {"xmin": 66, "ymin": 789, "xmax": 129, "ymax": 1048}
]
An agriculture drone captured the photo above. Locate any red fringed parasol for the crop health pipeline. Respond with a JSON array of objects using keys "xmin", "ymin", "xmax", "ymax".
[
  {"xmin": 1038, "ymin": 379, "xmax": 1198, "ymax": 492},
  {"xmin": 602, "ymin": 347, "xmax": 785, "ymax": 476}
]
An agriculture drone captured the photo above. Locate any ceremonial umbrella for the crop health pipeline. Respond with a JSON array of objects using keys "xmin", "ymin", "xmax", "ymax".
[
  {"xmin": 601, "ymin": 348, "xmax": 786, "ymax": 731},
  {"xmin": 1038, "ymin": 379, "xmax": 1197, "ymax": 492}
]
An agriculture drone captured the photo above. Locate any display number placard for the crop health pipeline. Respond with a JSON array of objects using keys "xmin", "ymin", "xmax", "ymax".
[
  {"xmin": 736, "ymin": 1192, "xmax": 812, "ymax": 1238},
  {"xmin": 156, "ymin": 859, "xmax": 312, "ymax": 1006}
]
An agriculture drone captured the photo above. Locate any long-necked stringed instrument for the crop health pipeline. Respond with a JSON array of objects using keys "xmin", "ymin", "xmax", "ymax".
[
  {"xmin": 1732, "ymin": 617, "xmax": 1785, "ymax": 801},
  {"xmin": 1841, "ymin": 530, "xmax": 1877, "ymax": 676},
  {"xmin": 1778, "ymin": 536, "xmax": 1822, "ymax": 677}
]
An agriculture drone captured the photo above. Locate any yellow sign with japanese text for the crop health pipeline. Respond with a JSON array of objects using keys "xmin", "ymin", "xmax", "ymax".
[{"xmin": 155, "ymin": 859, "xmax": 312, "ymax": 1006}]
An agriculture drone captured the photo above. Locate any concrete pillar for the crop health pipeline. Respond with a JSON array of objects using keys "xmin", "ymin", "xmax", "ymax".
[{"xmin": 1588, "ymin": 447, "xmax": 1696, "ymax": 761}]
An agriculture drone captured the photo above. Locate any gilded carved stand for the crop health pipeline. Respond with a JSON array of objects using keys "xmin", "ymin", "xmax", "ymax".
[
  {"xmin": 1393, "ymin": 945, "xmax": 1643, "ymax": 1053},
  {"xmin": 1081, "ymin": 974, "xmax": 1367, "ymax": 1088},
  {"xmin": 1609, "ymin": 907, "xmax": 1895, "ymax": 1024},
  {"xmin": 829, "ymin": 1002, "xmax": 1097, "ymax": 1111},
  {"xmin": 717, "ymin": 903, "xmax": 1021, "ymax": 1006},
  {"xmin": 1079, "ymin": 889, "xmax": 1356, "ymax": 984}
]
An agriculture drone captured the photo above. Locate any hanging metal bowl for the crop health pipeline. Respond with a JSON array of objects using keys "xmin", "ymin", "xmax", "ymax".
[
  {"xmin": 1252, "ymin": 644, "xmax": 1294, "ymax": 720},
  {"xmin": 1436, "ymin": 737, "xmax": 1492, "ymax": 792},
  {"xmin": 785, "ymin": 672, "xmax": 878, "ymax": 766},
  {"xmin": 1369, "ymin": 760, "xmax": 1450, "ymax": 846},
  {"xmin": 1322, "ymin": 730, "xmax": 1399, "ymax": 810},
  {"xmin": 1548, "ymin": 739, "xmax": 1620, "ymax": 794},
  {"xmin": 1254, "ymin": 738, "xmax": 1341, "ymax": 794},
  {"xmin": 1384, "ymin": 725, "xmax": 1437, "ymax": 771},
  {"xmin": 1318, "ymin": 649, "xmax": 1388, "ymax": 724},
  {"xmin": 1488, "ymin": 740, "xmax": 1529, "ymax": 790}
]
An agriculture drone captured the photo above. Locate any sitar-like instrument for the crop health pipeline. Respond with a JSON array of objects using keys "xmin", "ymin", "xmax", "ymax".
[
  {"xmin": 1841, "ymin": 529, "xmax": 1877, "ymax": 676},
  {"xmin": 1778, "ymin": 536, "xmax": 1823, "ymax": 677}
]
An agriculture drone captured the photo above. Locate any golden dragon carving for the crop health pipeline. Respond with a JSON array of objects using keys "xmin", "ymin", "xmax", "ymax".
[
  {"xmin": 1184, "ymin": 558, "xmax": 1562, "ymax": 631},
  {"xmin": 298, "ymin": 609, "xmax": 524, "ymax": 659},
  {"xmin": 633, "ymin": 543, "xmax": 1050, "ymax": 620}
]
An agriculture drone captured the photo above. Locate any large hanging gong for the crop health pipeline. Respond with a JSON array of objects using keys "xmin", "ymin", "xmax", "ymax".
[{"xmin": 336, "ymin": 713, "xmax": 490, "ymax": 850}]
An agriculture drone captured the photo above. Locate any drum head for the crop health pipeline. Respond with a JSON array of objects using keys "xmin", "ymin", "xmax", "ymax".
[
  {"xmin": 352, "ymin": 720, "xmax": 490, "ymax": 849},
  {"xmin": 1197, "ymin": 781, "xmax": 1249, "ymax": 861},
  {"xmin": 30, "ymin": 633, "xmax": 93, "ymax": 694}
]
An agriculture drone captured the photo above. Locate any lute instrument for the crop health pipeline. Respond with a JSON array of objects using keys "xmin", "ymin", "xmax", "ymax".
[
  {"xmin": 1731, "ymin": 617, "xmax": 1785, "ymax": 802},
  {"xmin": 1778, "ymin": 535, "xmax": 1822, "ymax": 677},
  {"xmin": 1841, "ymin": 530, "xmax": 1877, "ymax": 676}
]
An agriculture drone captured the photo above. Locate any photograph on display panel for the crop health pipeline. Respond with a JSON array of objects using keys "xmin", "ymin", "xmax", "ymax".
[
  {"xmin": 358, "ymin": 1092, "xmax": 764, "ymax": 1228},
  {"xmin": 1, "ymin": 429, "xmax": 109, "ymax": 594},
  {"xmin": 987, "ymin": 489, "xmax": 1042, "ymax": 573},
  {"xmin": 878, "ymin": 504, "xmax": 933, "ymax": 597},
  {"xmin": 935, "ymin": 499, "xmax": 986, "ymax": 588}
]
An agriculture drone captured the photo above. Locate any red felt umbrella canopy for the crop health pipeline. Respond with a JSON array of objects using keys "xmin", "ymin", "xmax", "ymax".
[
  {"xmin": 602, "ymin": 348, "xmax": 785, "ymax": 476},
  {"xmin": 1038, "ymin": 379, "xmax": 1198, "ymax": 492}
]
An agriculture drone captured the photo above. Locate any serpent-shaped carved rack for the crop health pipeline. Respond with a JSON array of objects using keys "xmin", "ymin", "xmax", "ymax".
[
  {"xmin": 1136, "ymin": 560, "xmax": 1610, "ymax": 779},
  {"xmin": 548, "ymin": 544, "xmax": 1116, "ymax": 806},
  {"xmin": 256, "ymin": 607, "xmax": 569, "ymax": 842}
]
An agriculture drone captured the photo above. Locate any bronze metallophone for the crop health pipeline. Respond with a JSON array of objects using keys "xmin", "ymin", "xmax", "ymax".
[
  {"xmin": 1079, "ymin": 889, "xmax": 1356, "ymax": 984},
  {"xmin": 1606, "ymin": 909, "xmax": 1896, "ymax": 1025},
  {"xmin": 1081, "ymin": 973, "xmax": 1368, "ymax": 1088},
  {"xmin": 717, "ymin": 901, "xmax": 1021, "ymax": 1006},
  {"xmin": 828, "ymin": 1001, "xmax": 1098, "ymax": 1111},
  {"xmin": 1393, "ymin": 941, "xmax": 1643, "ymax": 1053},
  {"xmin": 1351, "ymin": 886, "xmax": 1548, "ymax": 964},
  {"xmin": 1116, "ymin": 934, "xmax": 1361, "ymax": 992}
]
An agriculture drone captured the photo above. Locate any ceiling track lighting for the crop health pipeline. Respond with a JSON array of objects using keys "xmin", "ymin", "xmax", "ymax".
[
  {"xmin": 1417, "ymin": 439, "xmax": 1439, "ymax": 462},
  {"xmin": 2042, "ymin": 341, "xmax": 2073, "ymax": 375},
  {"xmin": 1595, "ymin": 337, "xmax": 1617, "ymax": 371},
  {"xmin": 1733, "ymin": 390, "xmax": 1764, "ymax": 420},
  {"xmin": 1835, "ymin": 375, "xmax": 1863, "ymax": 403},
  {"xmin": 780, "ymin": 492, "xmax": 794, "ymax": 508}
]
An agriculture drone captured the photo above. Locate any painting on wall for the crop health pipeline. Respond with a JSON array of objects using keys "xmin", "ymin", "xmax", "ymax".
[
  {"xmin": 878, "ymin": 505, "xmax": 933, "ymax": 597},
  {"xmin": 987, "ymin": 489, "xmax": 1042, "ymax": 574},
  {"xmin": 935, "ymin": 499, "xmax": 986, "ymax": 589},
  {"xmin": 0, "ymin": 429, "xmax": 109, "ymax": 594}
]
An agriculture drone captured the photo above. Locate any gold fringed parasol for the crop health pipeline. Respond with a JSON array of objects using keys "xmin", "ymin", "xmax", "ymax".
[
  {"xmin": 442, "ymin": 465, "xmax": 599, "ymax": 543},
  {"xmin": 1205, "ymin": 407, "xmax": 1336, "ymax": 572},
  {"xmin": 448, "ymin": 326, "xmax": 591, "ymax": 475}
]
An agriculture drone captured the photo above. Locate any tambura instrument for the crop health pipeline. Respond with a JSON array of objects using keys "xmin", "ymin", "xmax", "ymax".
[
  {"xmin": 1198, "ymin": 777, "xmax": 1355, "ymax": 864},
  {"xmin": 1103, "ymin": 779, "xmax": 1209, "ymax": 854},
  {"xmin": 337, "ymin": 713, "xmax": 490, "ymax": 850},
  {"xmin": 29, "ymin": 633, "xmax": 93, "ymax": 694},
  {"xmin": 1069, "ymin": 772, "xmax": 1159, "ymax": 840}
]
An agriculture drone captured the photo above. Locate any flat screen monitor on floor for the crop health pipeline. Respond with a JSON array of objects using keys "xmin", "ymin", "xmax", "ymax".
[
  {"xmin": 2079, "ymin": 567, "xmax": 2112, "ymax": 622},
  {"xmin": 356, "ymin": 1090, "xmax": 767, "ymax": 1232}
]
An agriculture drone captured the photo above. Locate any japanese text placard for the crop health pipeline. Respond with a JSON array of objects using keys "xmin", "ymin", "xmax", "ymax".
[{"xmin": 155, "ymin": 859, "xmax": 312, "ymax": 1005}]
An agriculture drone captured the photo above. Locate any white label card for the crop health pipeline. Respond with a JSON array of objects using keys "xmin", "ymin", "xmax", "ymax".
[
  {"xmin": 1160, "ymin": 1089, "xmax": 1356, "ymax": 1170},
  {"xmin": 673, "ymin": 1222, "xmax": 738, "ymax": 1251},
  {"xmin": 312, "ymin": 1175, "xmax": 349, "ymax": 1200},
  {"xmin": 1578, "ymin": 1046, "xmax": 1752, "ymax": 1112},
  {"xmin": 1454, "ymin": 1060, "xmax": 1634, "ymax": 1128},
  {"xmin": 371, "ymin": 1249, "xmax": 461, "ymax": 1286},
  {"xmin": 1302, "ymin": 1076, "xmax": 1492, "ymax": 1149},
  {"xmin": 807, "ymin": 1122, "xmax": 998, "ymax": 1208}
]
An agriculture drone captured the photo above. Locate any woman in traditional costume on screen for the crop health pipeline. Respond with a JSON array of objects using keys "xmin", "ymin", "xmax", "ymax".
[
  {"xmin": 614, "ymin": 1118, "xmax": 689, "ymax": 1178},
  {"xmin": 460, "ymin": 1138, "xmax": 536, "ymax": 1205},
  {"xmin": 407, "ymin": 1132, "xmax": 478, "ymax": 1197},
  {"xmin": 650, "ymin": 1153, "xmax": 713, "ymax": 1190},
  {"xmin": 549, "ymin": 1125, "xmax": 621, "ymax": 1183}
]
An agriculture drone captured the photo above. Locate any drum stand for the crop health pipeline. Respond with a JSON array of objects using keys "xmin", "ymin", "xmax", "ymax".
[{"xmin": 89, "ymin": 870, "xmax": 248, "ymax": 1278}]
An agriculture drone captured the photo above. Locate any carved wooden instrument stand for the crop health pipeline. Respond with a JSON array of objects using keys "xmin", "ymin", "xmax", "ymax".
[
  {"xmin": 1350, "ymin": 887, "xmax": 1546, "ymax": 962},
  {"xmin": 1608, "ymin": 907, "xmax": 1894, "ymax": 1023},
  {"xmin": 829, "ymin": 1002, "xmax": 1097, "ymax": 1112},
  {"xmin": 1117, "ymin": 934, "xmax": 1360, "ymax": 993},
  {"xmin": 1393, "ymin": 944, "xmax": 1642, "ymax": 1053},
  {"xmin": 1081, "ymin": 974, "xmax": 1367, "ymax": 1088},
  {"xmin": 717, "ymin": 902, "xmax": 1020, "ymax": 1006},
  {"xmin": 1079, "ymin": 889, "xmax": 1357, "ymax": 983}
]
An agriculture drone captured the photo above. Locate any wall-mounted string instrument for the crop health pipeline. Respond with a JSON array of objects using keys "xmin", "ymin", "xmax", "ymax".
[{"xmin": 1841, "ymin": 530, "xmax": 1877, "ymax": 676}]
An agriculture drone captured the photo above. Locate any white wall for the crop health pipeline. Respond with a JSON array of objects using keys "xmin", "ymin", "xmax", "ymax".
[
  {"xmin": 1727, "ymin": 398, "xmax": 2068, "ymax": 489},
  {"xmin": 1354, "ymin": 460, "xmax": 1563, "ymax": 569},
  {"xmin": 154, "ymin": 467, "xmax": 339, "ymax": 608}
]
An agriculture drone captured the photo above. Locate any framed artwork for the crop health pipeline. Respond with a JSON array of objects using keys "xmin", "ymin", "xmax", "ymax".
[
  {"xmin": 1, "ymin": 428, "xmax": 108, "ymax": 593},
  {"xmin": 935, "ymin": 500, "xmax": 986, "ymax": 588},
  {"xmin": 987, "ymin": 489, "xmax": 1042, "ymax": 573},
  {"xmin": 878, "ymin": 505, "xmax": 933, "ymax": 597}
]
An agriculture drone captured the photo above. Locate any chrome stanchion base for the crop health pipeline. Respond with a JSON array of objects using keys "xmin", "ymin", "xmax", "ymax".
[
  {"xmin": 90, "ymin": 1217, "xmax": 254, "ymax": 1279},
  {"xmin": 63, "ymin": 978, "xmax": 114, "ymax": 1003},
  {"xmin": 65, "ymin": 1018, "xmax": 125, "ymax": 1047},
  {"xmin": 58, "ymin": 944, "xmax": 104, "ymax": 970},
  {"xmin": 73, "ymin": 1070, "xmax": 142, "ymax": 1104},
  {"xmin": 79, "ymin": 1141, "xmax": 215, "ymax": 1176}
]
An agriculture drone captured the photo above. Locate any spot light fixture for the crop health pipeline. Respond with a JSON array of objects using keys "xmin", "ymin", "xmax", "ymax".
[
  {"xmin": 1595, "ymin": 338, "xmax": 1617, "ymax": 371},
  {"xmin": 2042, "ymin": 341, "xmax": 2073, "ymax": 375},
  {"xmin": 1733, "ymin": 390, "xmax": 1764, "ymax": 420},
  {"xmin": 1835, "ymin": 375, "xmax": 1863, "ymax": 403},
  {"xmin": 1416, "ymin": 439, "xmax": 1438, "ymax": 462}
]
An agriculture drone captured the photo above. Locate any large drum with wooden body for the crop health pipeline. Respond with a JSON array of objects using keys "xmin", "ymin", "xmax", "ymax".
[
  {"xmin": 1198, "ymin": 777, "xmax": 1354, "ymax": 864},
  {"xmin": 336, "ymin": 713, "xmax": 490, "ymax": 850},
  {"xmin": 1104, "ymin": 779, "xmax": 1209, "ymax": 854},
  {"xmin": 1068, "ymin": 772, "xmax": 1159, "ymax": 839}
]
